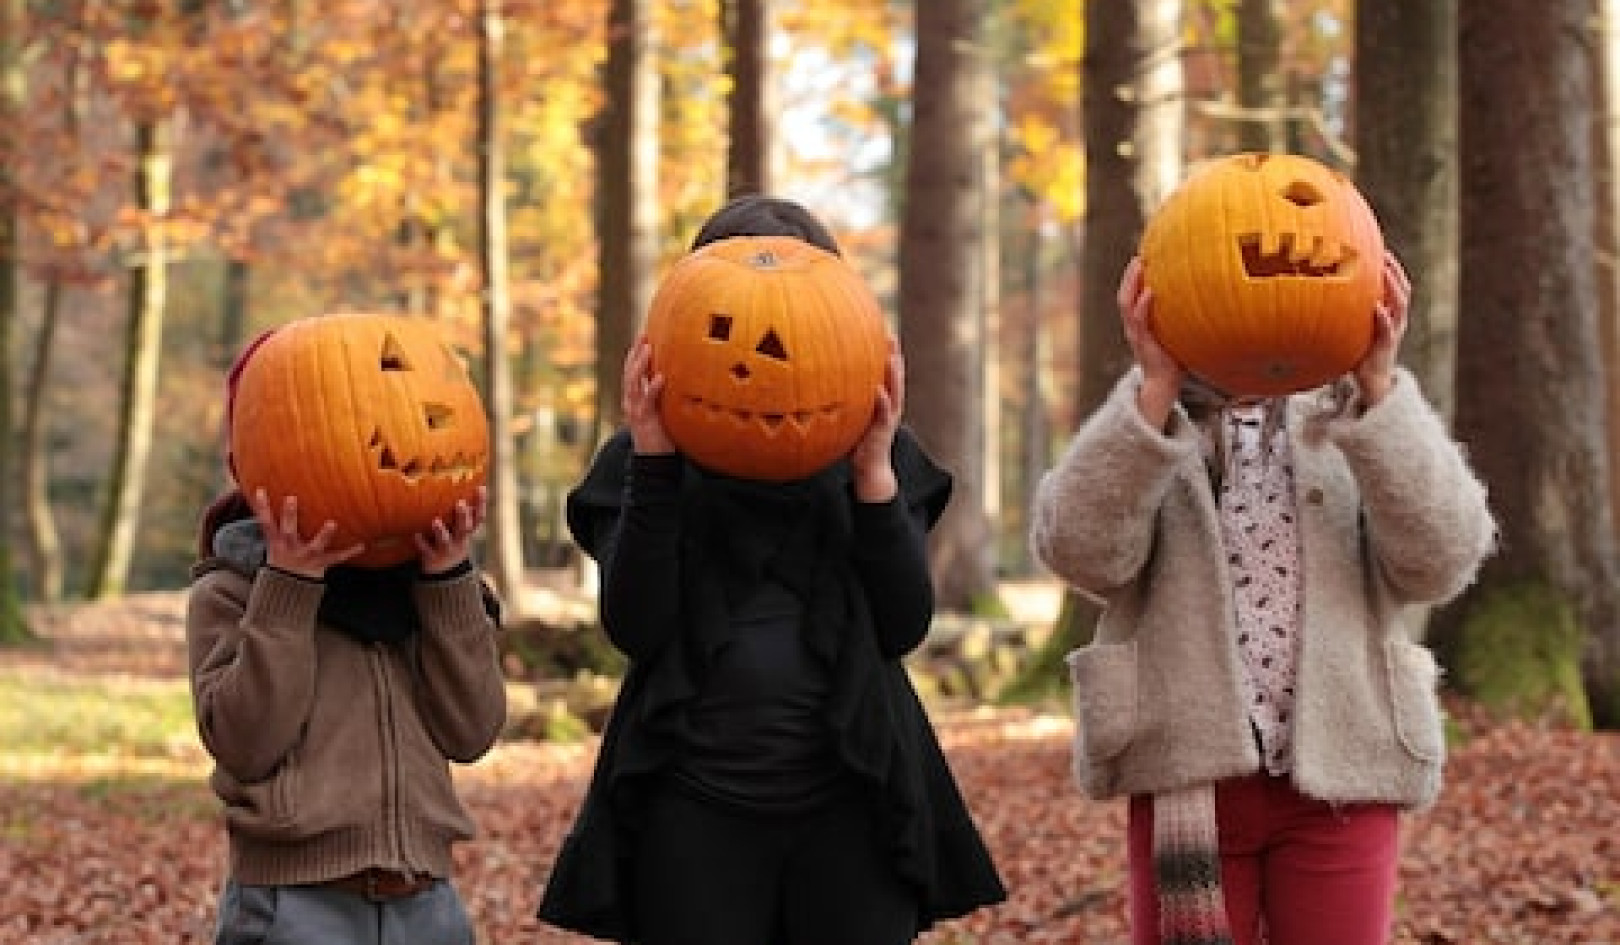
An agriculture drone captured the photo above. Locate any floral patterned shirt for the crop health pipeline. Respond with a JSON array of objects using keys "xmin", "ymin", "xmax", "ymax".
[{"xmin": 1216, "ymin": 404, "xmax": 1303, "ymax": 775}]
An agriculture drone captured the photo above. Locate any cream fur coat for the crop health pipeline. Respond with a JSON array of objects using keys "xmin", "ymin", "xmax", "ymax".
[{"xmin": 1030, "ymin": 369, "xmax": 1495, "ymax": 809}]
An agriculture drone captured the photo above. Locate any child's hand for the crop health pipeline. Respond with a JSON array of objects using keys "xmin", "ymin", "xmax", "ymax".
[
  {"xmin": 1354, "ymin": 250, "xmax": 1411, "ymax": 406},
  {"xmin": 1119, "ymin": 256, "xmax": 1184, "ymax": 427},
  {"xmin": 623, "ymin": 337, "xmax": 675, "ymax": 455},
  {"xmin": 416, "ymin": 486, "xmax": 487, "ymax": 576},
  {"xmin": 251, "ymin": 488, "xmax": 365, "ymax": 579},
  {"xmin": 850, "ymin": 340, "xmax": 902, "ymax": 502},
  {"xmin": 1120, "ymin": 257, "xmax": 1182, "ymax": 386}
]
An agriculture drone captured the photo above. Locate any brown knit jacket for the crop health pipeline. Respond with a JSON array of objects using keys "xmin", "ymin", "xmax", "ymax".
[
  {"xmin": 185, "ymin": 552, "xmax": 506, "ymax": 886},
  {"xmin": 1031, "ymin": 369, "xmax": 1496, "ymax": 810}
]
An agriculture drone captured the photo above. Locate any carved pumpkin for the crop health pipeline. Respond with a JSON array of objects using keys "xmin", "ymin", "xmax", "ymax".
[
  {"xmin": 228, "ymin": 313, "xmax": 490, "ymax": 567},
  {"xmin": 1140, "ymin": 152, "xmax": 1385, "ymax": 396},
  {"xmin": 643, "ymin": 235, "xmax": 890, "ymax": 482}
]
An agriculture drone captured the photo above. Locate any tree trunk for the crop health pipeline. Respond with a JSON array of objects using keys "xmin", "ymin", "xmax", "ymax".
[
  {"xmin": 1235, "ymin": 0, "xmax": 1285, "ymax": 152},
  {"xmin": 88, "ymin": 119, "xmax": 169, "ymax": 600},
  {"xmin": 22, "ymin": 280, "xmax": 62, "ymax": 603},
  {"xmin": 1076, "ymin": 0, "xmax": 1183, "ymax": 413},
  {"xmin": 1010, "ymin": 0, "xmax": 1183, "ymax": 701},
  {"xmin": 1355, "ymin": 0, "xmax": 1459, "ymax": 421},
  {"xmin": 1443, "ymin": 0, "xmax": 1620, "ymax": 728},
  {"xmin": 478, "ymin": 0, "xmax": 526, "ymax": 604},
  {"xmin": 722, "ymin": 0, "xmax": 775, "ymax": 197},
  {"xmin": 220, "ymin": 258, "xmax": 248, "ymax": 373},
  {"xmin": 1009, "ymin": 208, "xmax": 1052, "ymax": 578},
  {"xmin": 591, "ymin": 0, "xmax": 659, "ymax": 447},
  {"xmin": 898, "ymin": 0, "xmax": 999, "ymax": 613},
  {"xmin": 1598, "ymin": 2, "xmax": 1620, "ymax": 553},
  {"xmin": 0, "ymin": 0, "xmax": 28, "ymax": 639}
]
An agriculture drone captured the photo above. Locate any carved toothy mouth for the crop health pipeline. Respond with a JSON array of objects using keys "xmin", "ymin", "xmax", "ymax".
[
  {"xmin": 677, "ymin": 395, "xmax": 845, "ymax": 435},
  {"xmin": 368, "ymin": 428, "xmax": 485, "ymax": 483},
  {"xmin": 1238, "ymin": 231, "xmax": 1355, "ymax": 279}
]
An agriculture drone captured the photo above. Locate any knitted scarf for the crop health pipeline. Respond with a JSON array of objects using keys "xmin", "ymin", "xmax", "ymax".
[
  {"xmin": 1153, "ymin": 785, "xmax": 1233, "ymax": 945},
  {"xmin": 1145, "ymin": 374, "xmax": 1276, "ymax": 945}
]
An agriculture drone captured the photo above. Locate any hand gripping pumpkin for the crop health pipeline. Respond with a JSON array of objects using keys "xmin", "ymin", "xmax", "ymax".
[
  {"xmin": 1140, "ymin": 152, "xmax": 1386, "ymax": 396},
  {"xmin": 227, "ymin": 313, "xmax": 491, "ymax": 567},
  {"xmin": 643, "ymin": 235, "xmax": 890, "ymax": 482}
]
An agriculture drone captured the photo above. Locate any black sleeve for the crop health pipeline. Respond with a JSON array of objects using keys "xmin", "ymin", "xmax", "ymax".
[
  {"xmin": 850, "ymin": 427, "xmax": 953, "ymax": 659},
  {"xmin": 850, "ymin": 495, "xmax": 935, "ymax": 658},
  {"xmin": 566, "ymin": 433, "xmax": 684, "ymax": 662}
]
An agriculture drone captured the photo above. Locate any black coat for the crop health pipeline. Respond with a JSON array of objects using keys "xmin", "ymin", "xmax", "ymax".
[{"xmin": 536, "ymin": 429, "xmax": 1006, "ymax": 941}]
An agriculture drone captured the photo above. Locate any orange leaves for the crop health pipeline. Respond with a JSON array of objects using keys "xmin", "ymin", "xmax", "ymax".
[{"xmin": 6, "ymin": 600, "xmax": 1620, "ymax": 944}]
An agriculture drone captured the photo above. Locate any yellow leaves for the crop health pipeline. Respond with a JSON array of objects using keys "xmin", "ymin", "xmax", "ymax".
[
  {"xmin": 1007, "ymin": 115, "xmax": 1084, "ymax": 223},
  {"xmin": 100, "ymin": 38, "xmax": 180, "ymax": 112},
  {"xmin": 101, "ymin": 39, "xmax": 163, "ymax": 84}
]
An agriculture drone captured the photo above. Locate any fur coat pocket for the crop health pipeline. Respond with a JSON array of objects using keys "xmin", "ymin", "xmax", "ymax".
[
  {"xmin": 1066, "ymin": 642, "xmax": 1140, "ymax": 767},
  {"xmin": 1386, "ymin": 639, "xmax": 1446, "ymax": 764}
]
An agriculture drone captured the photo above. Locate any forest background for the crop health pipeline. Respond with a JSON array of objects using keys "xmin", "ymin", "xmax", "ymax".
[
  {"xmin": 2, "ymin": 0, "xmax": 1616, "ymax": 729},
  {"xmin": 3, "ymin": 0, "xmax": 1620, "ymax": 942}
]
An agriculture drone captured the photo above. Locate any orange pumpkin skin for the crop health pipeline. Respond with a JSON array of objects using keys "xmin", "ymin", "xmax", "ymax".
[
  {"xmin": 228, "ymin": 313, "xmax": 490, "ymax": 567},
  {"xmin": 1140, "ymin": 152, "xmax": 1386, "ymax": 396},
  {"xmin": 643, "ymin": 235, "xmax": 890, "ymax": 482}
]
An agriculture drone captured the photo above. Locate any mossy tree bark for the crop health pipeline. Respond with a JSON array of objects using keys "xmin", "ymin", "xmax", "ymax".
[
  {"xmin": 0, "ymin": 0, "xmax": 34, "ymax": 642},
  {"xmin": 1436, "ymin": 0, "xmax": 1620, "ymax": 730}
]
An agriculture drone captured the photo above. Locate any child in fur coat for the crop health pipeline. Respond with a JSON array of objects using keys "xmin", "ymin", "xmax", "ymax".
[{"xmin": 1030, "ymin": 251, "xmax": 1495, "ymax": 945}]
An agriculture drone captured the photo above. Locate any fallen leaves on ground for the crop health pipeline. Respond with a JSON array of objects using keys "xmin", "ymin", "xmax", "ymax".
[{"xmin": 4, "ymin": 593, "xmax": 1618, "ymax": 944}]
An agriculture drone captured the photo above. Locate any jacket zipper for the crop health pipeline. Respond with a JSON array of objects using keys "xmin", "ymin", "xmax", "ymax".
[{"xmin": 372, "ymin": 645, "xmax": 416, "ymax": 873}]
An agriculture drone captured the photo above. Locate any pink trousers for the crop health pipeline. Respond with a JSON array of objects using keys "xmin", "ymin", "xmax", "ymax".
[{"xmin": 1128, "ymin": 773, "xmax": 1400, "ymax": 945}]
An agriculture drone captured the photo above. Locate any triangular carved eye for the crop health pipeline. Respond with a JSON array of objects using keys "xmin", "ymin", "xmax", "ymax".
[
  {"xmin": 708, "ymin": 314, "xmax": 733, "ymax": 341},
  {"xmin": 381, "ymin": 334, "xmax": 412, "ymax": 371},
  {"xmin": 755, "ymin": 328, "xmax": 788, "ymax": 361}
]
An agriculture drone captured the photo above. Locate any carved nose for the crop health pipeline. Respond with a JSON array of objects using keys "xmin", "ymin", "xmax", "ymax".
[{"xmin": 731, "ymin": 363, "xmax": 751, "ymax": 380}]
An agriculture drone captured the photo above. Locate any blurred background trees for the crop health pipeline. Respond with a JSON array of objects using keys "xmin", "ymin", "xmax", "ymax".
[{"xmin": 2, "ymin": 0, "xmax": 1618, "ymax": 728}]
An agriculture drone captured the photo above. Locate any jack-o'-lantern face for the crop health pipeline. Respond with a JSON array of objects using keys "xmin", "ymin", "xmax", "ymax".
[
  {"xmin": 1140, "ymin": 152, "xmax": 1386, "ymax": 396},
  {"xmin": 228, "ymin": 313, "xmax": 489, "ymax": 567},
  {"xmin": 643, "ymin": 236, "xmax": 891, "ymax": 481}
]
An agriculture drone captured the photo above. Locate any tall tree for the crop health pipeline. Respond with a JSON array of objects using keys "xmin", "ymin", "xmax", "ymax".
[
  {"xmin": 1598, "ymin": 1, "xmax": 1620, "ymax": 541},
  {"xmin": 899, "ymin": 0, "xmax": 999, "ymax": 613},
  {"xmin": 1234, "ymin": 0, "xmax": 1285, "ymax": 152},
  {"xmin": 87, "ymin": 116, "xmax": 169, "ymax": 598},
  {"xmin": 478, "ymin": 0, "xmax": 525, "ymax": 602},
  {"xmin": 1355, "ymin": 0, "xmax": 1459, "ymax": 420},
  {"xmin": 1444, "ymin": 0, "xmax": 1620, "ymax": 728},
  {"xmin": 0, "ymin": 0, "xmax": 29, "ymax": 638},
  {"xmin": 721, "ymin": 0, "xmax": 775, "ymax": 196},
  {"xmin": 1011, "ymin": 0, "xmax": 1183, "ymax": 699},
  {"xmin": 591, "ymin": 0, "xmax": 659, "ymax": 444},
  {"xmin": 1076, "ymin": 0, "xmax": 1183, "ymax": 414},
  {"xmin": 22, "ymin": 279, "xmax": 63, "ymax": 602}
]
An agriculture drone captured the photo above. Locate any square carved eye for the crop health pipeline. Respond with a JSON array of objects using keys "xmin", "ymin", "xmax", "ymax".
[{"xmin": 708, "ymin": 313, "xmax": 733, "ymax": 341}]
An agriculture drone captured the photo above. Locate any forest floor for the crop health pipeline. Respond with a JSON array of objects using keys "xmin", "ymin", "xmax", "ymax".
[{"xmin": 2, "ymin": 588, "xmax": 1618, "ymax": 944}]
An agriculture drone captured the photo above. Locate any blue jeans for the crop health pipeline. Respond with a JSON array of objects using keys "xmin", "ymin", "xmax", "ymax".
[{"xmin": 214, "ymin": 878, "xmax": 476, "ymax": 945}]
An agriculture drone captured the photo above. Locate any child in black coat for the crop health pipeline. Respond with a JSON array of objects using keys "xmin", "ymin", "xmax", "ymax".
[{"xmin": 537, "ymin": 195, "xmax": 1006, "ymax": 944}]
